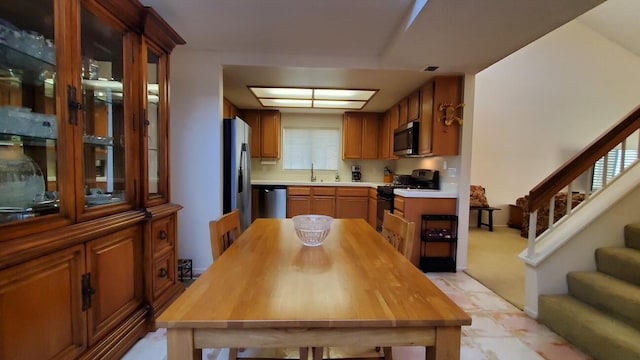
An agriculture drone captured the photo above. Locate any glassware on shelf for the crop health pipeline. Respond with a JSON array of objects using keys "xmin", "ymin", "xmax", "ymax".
[
  {"xmin": 0, "ymin": 145, "xmax": 46, "ymax": 209},
  {"xmin": 81, "ymin": 56, "xmax": 99, "ymax": 80}
]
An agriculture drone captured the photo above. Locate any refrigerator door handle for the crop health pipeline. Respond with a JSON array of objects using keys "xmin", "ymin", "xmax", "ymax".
[{"xmin": 238, "ymin": 143, "xmax": 248, "ymax": 193}]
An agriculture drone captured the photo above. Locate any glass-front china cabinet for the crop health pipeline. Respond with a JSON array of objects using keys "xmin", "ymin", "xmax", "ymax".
[{"xmin": 0, "ymin": 0, "xmax": 184, "ymax": 359}]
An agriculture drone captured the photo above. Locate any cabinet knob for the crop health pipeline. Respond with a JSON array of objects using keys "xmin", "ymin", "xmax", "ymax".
[
  {"xmin": 158, "ymin": 268, "xmax": 168, "ymax": 278},
  {"xmin": 159, "ymin": 230, "xmax": 167, "ymax": 240}
]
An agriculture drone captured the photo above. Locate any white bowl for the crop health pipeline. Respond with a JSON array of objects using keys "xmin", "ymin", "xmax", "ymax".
[{"xmin": 292, "ymin": 215, "xmax": 333, "ymax": 246}]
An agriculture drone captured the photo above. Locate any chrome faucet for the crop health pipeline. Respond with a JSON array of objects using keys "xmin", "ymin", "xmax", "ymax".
[{"xmin": 310, "ymin": 163, "xmax": 316, "ymax": 182}]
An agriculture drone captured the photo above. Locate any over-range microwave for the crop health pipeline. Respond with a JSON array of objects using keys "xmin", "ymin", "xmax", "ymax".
[{"xmin": 393, "ymin": 121, "xmax": 420, "ymax": 156}]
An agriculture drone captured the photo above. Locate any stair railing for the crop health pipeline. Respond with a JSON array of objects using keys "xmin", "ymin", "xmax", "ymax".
[{"xmin": 525, "ymin": 105, "xmax": 640, "ymax": 258}]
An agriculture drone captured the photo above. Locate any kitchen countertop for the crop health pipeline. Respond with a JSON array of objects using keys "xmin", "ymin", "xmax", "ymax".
[
  {"xmin": 251, "ymin": 180, "xmax": 459, "ymax": 199},
  {"xmin": 394, "ymin": 188, "xmax": 458, "ymax": 199}
]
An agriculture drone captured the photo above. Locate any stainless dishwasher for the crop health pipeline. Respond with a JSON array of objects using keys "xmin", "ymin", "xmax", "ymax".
[{"xmin": 254, "ymin": 185, "xmax": 287, "ymax": 218}]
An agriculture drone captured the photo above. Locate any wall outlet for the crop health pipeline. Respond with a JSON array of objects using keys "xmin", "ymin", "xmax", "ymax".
[{"xmin": 448, "ymin": 168, "xmax": 457, "ymax": 178}]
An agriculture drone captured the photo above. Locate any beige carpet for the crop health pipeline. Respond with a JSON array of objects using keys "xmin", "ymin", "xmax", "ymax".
[{"xmin": 465, "ymin": 226, "xmax": 527, "ymax": 309}]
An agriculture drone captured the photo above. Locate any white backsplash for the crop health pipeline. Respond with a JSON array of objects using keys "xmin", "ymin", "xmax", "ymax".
[
  {"xmin": 395, "ymin": 156, "xmax": 460, "ymax": 185},
  {"xmin": 251, "ymin": 158, "xmax": 394, "ymax": 183},
  {"xmin": 251, "ymin": 156, "xmax": 460, "ymax": 186}
]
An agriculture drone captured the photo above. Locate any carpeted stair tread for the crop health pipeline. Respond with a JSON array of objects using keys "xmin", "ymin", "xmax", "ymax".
[
  {"xmin": 595, "ymin": 247, "xmax": 640, "ymax": 286},
  {"xmin": 625, "ymin": 223, "xmax": 640, "ymax": 250},
  {"xmin": 539, "ymin": 295, "xmax": 640, "ymax": 360},
  {"xmin": 567, "ymin": 271, "xmax": 640, "ymax": 330}
]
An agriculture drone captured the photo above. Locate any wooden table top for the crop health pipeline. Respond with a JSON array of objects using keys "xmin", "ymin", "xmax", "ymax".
[{"xmin": 157, "ymin": 218, "xmax": 471, "ymax": 329}]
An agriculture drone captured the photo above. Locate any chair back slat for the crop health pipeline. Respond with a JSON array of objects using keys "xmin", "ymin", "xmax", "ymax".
[
  {"xmin": 382, "ymin": 210, "xmax": 416, "ymax": 260},
  {"xmin": 210, "ymin": 210, "xmax": 242, "ymax": 260}
]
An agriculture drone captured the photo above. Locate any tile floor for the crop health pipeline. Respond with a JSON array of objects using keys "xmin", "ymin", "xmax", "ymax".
[{"xmin": 122, "ymin": 272, "xmax": 592, "ymax": 360}]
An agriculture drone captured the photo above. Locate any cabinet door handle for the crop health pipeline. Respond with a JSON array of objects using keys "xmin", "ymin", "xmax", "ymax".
[
  {"xmin": 159, "ymin": 230, "xmax": 168, "ymax": 240},
  {"xmin": 67, "ymin": 85, "xmax": 83, "ymax": 125},
  {"xmin": 158, "ymin": 268, "xmax": 168, "ymax": 278}
]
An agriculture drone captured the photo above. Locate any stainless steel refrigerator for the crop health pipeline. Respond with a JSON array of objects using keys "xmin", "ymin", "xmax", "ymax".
[{"xmin": 223, "ymin": 117, "xmax": 252, "ymax": 231}]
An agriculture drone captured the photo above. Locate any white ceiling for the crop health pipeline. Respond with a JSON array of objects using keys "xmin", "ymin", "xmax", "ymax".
[{"xmin": 140, "ymin": 0, "xmax": 633, "ymax": 114}]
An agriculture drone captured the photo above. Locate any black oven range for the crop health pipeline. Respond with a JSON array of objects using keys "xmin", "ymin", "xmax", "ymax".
[{"xmin": 376, "ymin": 169, "xmax": 440, "ymax": 232}]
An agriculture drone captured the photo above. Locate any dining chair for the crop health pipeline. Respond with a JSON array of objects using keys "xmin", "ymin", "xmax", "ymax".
[
  {"xmin": 209, "ymin": 209, "xmax": 242, "ymax": 261},
  {"xmin": 381, "ymin": 210, "xmax": 416, "ymax": 261},
  {"xmin": 209, "ymin": 211, "xmax": 310, "ymax": 360},
  {"xmin": 378, "ymin": 210, "xmax": 416, "ymax": 360}
]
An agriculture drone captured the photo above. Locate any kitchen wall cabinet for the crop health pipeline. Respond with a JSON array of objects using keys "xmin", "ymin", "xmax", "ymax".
[
  {"xmin": 342, "ymin": 112, "xmax": 381, "ymax": 159},
  {"xmin": 335, "ymin": 187, "xmax": 368, "ymax": 219},
  {"xmin": 408, "ymin": 90, "xmax": 420, "ymax": 122},
  {"xmin": 243, "ymin": 109, "xmax": 281, "ymax": 159},
  {"xmin": 0, "ymin": 1, "xmax": 184, "ymax": 358},
  {"xmin": 398, "ymin": 97, "xmax": 409, "ymax": 127},
  {"xmin": 379, "ymin": 105, "xmax": 399, "ymax": 160},
  {"xmin": 223, "ymin": 98, "xmax": 239, "ymax": 118},
  {"xmin": 418, "ymin": 76, "xmax": 463, "ymax": 156}
]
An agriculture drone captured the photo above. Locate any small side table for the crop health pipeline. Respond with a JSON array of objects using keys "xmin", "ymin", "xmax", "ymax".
[
  {"xmin": 471, "ymin": 206, "xmax": 501, "ymax": 231},
  {"xmin": 508, "ymin": 204, "xmax": 523, "ymax": 230}
]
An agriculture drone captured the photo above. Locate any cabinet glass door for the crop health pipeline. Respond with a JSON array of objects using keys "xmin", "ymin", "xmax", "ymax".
[
  {"xmin": 0, "ymin": 0, "xmax": 60, "ymax": 225},
  {"xmin": 80, "ymin": 5, "xmax": 128, "ymax": 209},
  {"xmin": 145, "ymin": 46, "xmax": 167, "ymax": 204}
]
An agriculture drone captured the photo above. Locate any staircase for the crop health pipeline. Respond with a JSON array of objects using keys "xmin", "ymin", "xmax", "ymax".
[{"xmin": 538, "ymin": 223, "xmax": 640, "ymax": 360}]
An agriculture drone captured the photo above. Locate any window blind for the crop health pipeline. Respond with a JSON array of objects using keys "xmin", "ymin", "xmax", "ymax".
[
  {"xmin": 592, "ymin": 149, "xmax": 638, "ymax": 191},
  {"xmin": 283, "ymin": 128, "xmax": 339, "ymax": 170}
]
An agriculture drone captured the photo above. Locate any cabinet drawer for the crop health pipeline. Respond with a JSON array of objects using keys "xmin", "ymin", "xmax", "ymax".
[
  {"xmin": 394, "ymin": 196, "xmax": 405, "ymax": 212},
  {"xmin": 288, "ymin": 186, "xmax": 311, "ymax": 196},
  {"xmin": 336, "ymin": 187, "xmax": 368, "ymax": 197},
  {"xmin": 152, "ymin": 251, "xmax": 176, "ymax": 301},
  {"xmin": 312, "ymin": 187, "xmax": 336, "ymax": 196},
  {"xmin": 151, "ymin": 215, "xmax": 175, "ymax": 255}
]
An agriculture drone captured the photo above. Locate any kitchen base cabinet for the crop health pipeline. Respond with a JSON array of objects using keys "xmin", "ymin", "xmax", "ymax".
[
  {"xmin": 287, "ymin": 187, "xmax": 336, "ymax": 218},
  {"xmin": 336, "ymin": 187, "xmax": 368, "ymax": 219},
  {"xmin": 368, "ymin": 188, "xmax": 377, "ymax": 228},
  {"xmin": 393, "ymin": 196, "xmax": 457, "ymax": 268},
  {"xmin": 287, "ymin": 187, "xmax": 312, "ymax": 218}
]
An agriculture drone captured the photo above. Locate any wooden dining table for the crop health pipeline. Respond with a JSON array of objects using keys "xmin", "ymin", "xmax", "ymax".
[{"xmin": 156, "ymin": 218, "xmax": 471, "ymax": 360}]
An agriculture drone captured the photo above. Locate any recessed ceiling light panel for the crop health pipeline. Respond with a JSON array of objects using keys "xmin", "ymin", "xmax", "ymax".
[
  {"xmin": 259, "ymin": 98, "xmax": 312, "ymax": 108},
  {"xmin": 313, "ymin": 100, "xmax": 365, "ymax": 109},
  {"xmin": 313, "ymin": 89, "xmax": 376, "ymax": 101},
  {"xmin": 249, "ymin": 86, "xmax": 378, "ymax": 110},
  {"xmin": 250, "ymin": 87, "xmax": 312, "ymax": 99}
]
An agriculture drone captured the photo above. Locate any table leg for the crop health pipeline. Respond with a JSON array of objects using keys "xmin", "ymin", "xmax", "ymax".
[
  {"xmin": 312, "ymin": 346, "xmax": 324, "ymax": 360},
  {"xmin": 383, "ymin": 346, "xmax": 393, "ymax": 360},
  {"xmin": 488, "ymin": 209, "xmax": 494, "ymax": 231},
  {"xmin": 167, "ymin": 328, "xmax": 200, "ymax": 360},
  {"xmin": 300, "ymin": 347, "xmax": 309, "ymax": 360},
  {"xmin": 476, "ymin": 209, "xmax": 482, "ymax": 228},
  {"xmin": 425, "ymin": 327, "xmax": 461, "ymax": 360}
]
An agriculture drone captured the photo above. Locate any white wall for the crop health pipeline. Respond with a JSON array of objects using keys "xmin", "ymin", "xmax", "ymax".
[
  {"xmin": 472, "ymin": 20, "xmax": 640, "ymax": 226},
  {"xmin": 170, "ymin": 50, "xmax": 223, "ymax": 273}
]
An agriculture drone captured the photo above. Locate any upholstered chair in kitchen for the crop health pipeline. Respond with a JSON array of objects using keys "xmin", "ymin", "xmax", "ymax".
[
  {"xmin": 209, "ymin": 209, "xmax": 242, "ymax": 261},
  {"xmin": 382, "ymin": 210, "xmax": 416, "ymax": 261}
]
